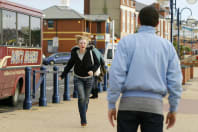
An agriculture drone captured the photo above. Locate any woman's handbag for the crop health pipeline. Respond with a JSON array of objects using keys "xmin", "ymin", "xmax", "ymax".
[{"xmin": 90, "ymin": 50, "xmax": 101, "ymax": 76}]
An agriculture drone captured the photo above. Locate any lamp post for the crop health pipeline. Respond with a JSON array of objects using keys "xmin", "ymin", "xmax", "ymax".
[
  {"xmin": 191, "ymin": 23, "xmax": 195, "ymax": 54},
  {"xmin": 177, "ymin": 7, "xmax": 192, "ymax": 57},
  {"xmin": 187, "ymin": 16, "xmax": 196, "ymax": 54},
  {"xmin": 170, "ymin": 0, "xmax": 177, "ymax": 43}
]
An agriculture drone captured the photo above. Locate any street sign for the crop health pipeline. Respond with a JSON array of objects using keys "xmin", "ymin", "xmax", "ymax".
[
  {"xmin": 186, "ymin": 0, "xmax": 198, "ymax": 4},
  {"xmin": 53, "ymin": 37, "xmax": 59, "ymax": 47},
  {"xmin": 182, "ymin": 26, "xmax": 193, "ymax": 31},
  {"xmin": 182, "ymin": 26, "xmax": 198, "ymax": 32}
]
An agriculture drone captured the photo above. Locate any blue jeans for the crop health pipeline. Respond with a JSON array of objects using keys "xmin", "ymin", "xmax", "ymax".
[
  {"xmin": 117, "ymin": 111, "xmax": 164, "ymax": 132},
  {"xmin": 74, "ymin": 76, "xmax": 93, "ymax": 124}
]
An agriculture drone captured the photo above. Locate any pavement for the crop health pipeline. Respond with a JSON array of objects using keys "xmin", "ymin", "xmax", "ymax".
[{"xmin": 0, "ymin": 68, "xmax": 198, "ymax": 132}]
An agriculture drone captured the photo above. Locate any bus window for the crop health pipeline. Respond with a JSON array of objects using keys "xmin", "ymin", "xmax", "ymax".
[
  {"xmin": 31, "ymin": 17, "xmax": 41, "ymax": 47},
  {"xmin": 0, "ymin": 9, "xmax": 2, "ymax": 45},
  {"xmin": 0, "ymin": 0, "xmax": 43, "ymax": 106},
  {"xmin": 2, "ymin": 10, "xmax": 17, "ymax": 46},
  {"xmin": 17, "ymin": 13, "xmax": 30, "ymax": 47},
  {"xmin": 107, "ymin": 49, "xmax": 112, "ymax": 59}
]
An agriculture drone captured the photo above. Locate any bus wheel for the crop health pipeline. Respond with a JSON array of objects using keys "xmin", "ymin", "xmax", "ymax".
[
  {"xmin": 10, "ymin": 83, "xmax": 20, "ymax": 106},
  {"xmin": 50, "ymin": 61, "xmax": 54, "ymax": 65}
]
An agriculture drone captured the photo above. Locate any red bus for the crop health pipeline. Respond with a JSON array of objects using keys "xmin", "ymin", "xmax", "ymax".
[{"xmin": 0, "ymin": 0, "xmax": 43, "ymax": 105}]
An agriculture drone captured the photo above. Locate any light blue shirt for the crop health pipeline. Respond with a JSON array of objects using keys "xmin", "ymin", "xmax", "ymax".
[{"xmin": 107, "ymin": 26, "xmax": 183, "ymax": 112}]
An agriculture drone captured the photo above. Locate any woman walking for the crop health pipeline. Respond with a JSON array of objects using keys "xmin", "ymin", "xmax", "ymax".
[{"xmin": 60, "ymin": 35, "xmax": 99, "ymax": 127}]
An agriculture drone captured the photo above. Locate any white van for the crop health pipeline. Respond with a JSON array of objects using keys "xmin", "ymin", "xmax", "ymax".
[{"xmin": 104, "ymin": 43, "xmax": 118, "ymax": 70}]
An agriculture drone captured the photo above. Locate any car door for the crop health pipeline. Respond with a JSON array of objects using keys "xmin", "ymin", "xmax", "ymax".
[
  {"xmin": 54, "ymin": 53, "xmax": 62, "ymax": 64},
  {"xmin": 62, "ymin": 52, "xmax": 71, "ymax": 63}
]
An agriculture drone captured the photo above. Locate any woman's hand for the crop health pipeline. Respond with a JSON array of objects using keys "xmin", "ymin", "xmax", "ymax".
[
  {"xmin": 88, "ymin": 71, "xmax": 93, "ymax": 76},
  {"xmin": 58, "ymin": 77, "xmax": 62, "ymax": 80}
]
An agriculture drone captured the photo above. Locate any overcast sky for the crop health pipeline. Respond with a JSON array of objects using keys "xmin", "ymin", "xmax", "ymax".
[{"xmin": 8, "ymin": 0, "xmax": 198, "ymax": 20}]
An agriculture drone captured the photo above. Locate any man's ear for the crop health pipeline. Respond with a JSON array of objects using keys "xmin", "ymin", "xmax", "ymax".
[
  {"xmin": 138, "ymin": 16, "xmax": 141, "ymax": 25},
  {"xmin": 156, "ymin": 21, "xmax": 159, "ymax": 27}
]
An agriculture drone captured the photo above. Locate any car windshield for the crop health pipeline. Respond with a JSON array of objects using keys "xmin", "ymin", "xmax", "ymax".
[{"xmin": 48, "ymin": 52, "xmax": 70, "ymax": 58}]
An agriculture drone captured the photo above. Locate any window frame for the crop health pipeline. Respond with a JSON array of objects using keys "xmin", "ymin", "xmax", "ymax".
[
  {"xmin": 17, "ymin": 13, "xmax": 30, "ymax": 47},
  {"xmin": 97, "ymin": 22, "xmax": 102, "ymax": 33},
  {"xmin": 47, "ymin": 20, "xmax": 54, "ymax": 28},
  {"xmin": 0, "ymin": 9, "xmax": 2, "ymax": 44},
  {"xmin": 2, "ymin": 9, "xmax": 17, "ymax": 46},
  {"xmin": 106, "ymin": 22, "xmax": 110, "ymax": 33},
  {"xmin": 122, "ymin": 10, "xmax": 125, "ymax": 32},
  {"xmin": 0, "ymin": 9, "xmax": 41, "ymax": 48},
  {"xmin": 31, "ymin": 16, "xmax": 41, "ymax": 47}
]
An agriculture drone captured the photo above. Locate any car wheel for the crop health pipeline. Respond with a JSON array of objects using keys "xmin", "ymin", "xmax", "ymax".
[
  {"xmin": 50, "ymin": 61, "xmax": 55, "ymax": 65},
  {"xmin": 10, "ymin": 83, "xmax": 20, "ymax": 106}
]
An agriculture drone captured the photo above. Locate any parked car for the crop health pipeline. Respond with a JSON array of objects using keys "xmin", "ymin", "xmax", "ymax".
[
  {"xmin": 104, "ymin": 42, "xmax": 117, "ymax": 70},
  {"xmin": 43, "ymin": 52, "xmax": 71, "ymax": 65}
]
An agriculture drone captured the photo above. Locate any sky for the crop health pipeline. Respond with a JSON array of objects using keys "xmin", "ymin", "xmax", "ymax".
[{"xmin": 7, "ymin": 0, "xmax": 198, "ymax": 20}]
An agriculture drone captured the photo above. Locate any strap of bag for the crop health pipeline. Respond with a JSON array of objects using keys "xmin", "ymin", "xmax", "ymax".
[{"xmin": 90, "ymin": 50, "xmax": 94, "ymax": 65}]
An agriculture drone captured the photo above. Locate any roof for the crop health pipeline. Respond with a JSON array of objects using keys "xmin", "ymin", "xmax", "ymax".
[
  {"xmin": 135, "ymin": 2, "xmax": 166, "ymax": 19},
  {"xmin": 43, "ymin": 6, "xmax": 85, "ymax": 19},
  {"xmin": 0, "ymin": 0, "xmax": 42, "ymax": 17},
  {"xmin": 85, "ymin": 15, "xmax": 110, "ymax": 21},
  {"xmin": 135, "ymin": 1, "xmax": 148, "ymax": 11}
]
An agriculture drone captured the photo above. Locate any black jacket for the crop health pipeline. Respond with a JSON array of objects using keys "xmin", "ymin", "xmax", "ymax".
[{"xmin": 60, "ymin": 46, "xmax": 100, "ymax": 78}]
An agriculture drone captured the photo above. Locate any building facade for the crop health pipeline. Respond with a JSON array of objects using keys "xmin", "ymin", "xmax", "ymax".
[
  {"xmin": 84, "ymin": 0, "xmax": 136, "ymax": 38},
  {"xmin": 84, "ymin": 0, "xmax": 171, "ymax": 40},
  {"xmin": 43, "ymin": 6, "xmax": 110, "ymax": 56},
  {"xmin": 85, "ymin": 15, "xmax": 111, "ymax": 53}
]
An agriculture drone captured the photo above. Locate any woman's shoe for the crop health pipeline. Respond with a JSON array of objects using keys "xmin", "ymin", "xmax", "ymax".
[
  {"xmin": 81, "ymin": 123, "xmax": 87, "ymax": 127},
  {"xmin": 90, "ymin": 95, "xmax": 98, "ymax": 99}
]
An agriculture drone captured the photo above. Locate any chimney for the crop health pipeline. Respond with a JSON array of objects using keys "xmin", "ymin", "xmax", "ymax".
[
  {"xmin": 84, "ymin": 0, "xmax": 90, "ymax": 14},
  {"xmin": 60, "ymin": 0, "xmax": 70, "ymax": 7}
]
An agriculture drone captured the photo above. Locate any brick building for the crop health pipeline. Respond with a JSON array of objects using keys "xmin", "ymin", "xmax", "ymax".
[
  {"xmin": 85, "ymin": 14, "xmax": 111, "ymax": 53},
  {"xmin": 43, "ymin": 6, "xmax": 111, "ymax": 56},
  {"xmin": 84, "ymin": 0, "xmax": 136, "ymax": 38},
  {"xmin": 84, "ymin": 0, "xmax": 171, "ymax": 40}
]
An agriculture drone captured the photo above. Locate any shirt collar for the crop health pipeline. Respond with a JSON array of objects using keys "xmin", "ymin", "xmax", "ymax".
[{"xmin": 138, "ymin": 25, "xmax": 156, "ymax": 34}]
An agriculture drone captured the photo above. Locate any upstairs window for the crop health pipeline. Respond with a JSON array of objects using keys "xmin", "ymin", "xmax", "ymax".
[
  {"xmin": 127, "ymin": 0, "xmax": 129, "ymax": 5},
  {"xmin": 86, "ymin": 21, "xmax": 90, "ymax": 32},
  {"xmin": 122, "ymin": 0, "xmax": 125, "ymax": 5},
  {"xmin": 97, "ymin": 22, "xmax": 101, "ymax": 33},
  {"xmin": 131, "ymin": 0, "xmax": 134, "ymax": 7},
  {"xmin": 48, "ymin": 20, "xmax": 54, "ymax": 28},
  {"xmin": 122, "ymin": 10, "xmax": 125, "ymax": 32},
  {"xmin": 106, "ymin": 23, "xmax": 110, "ymax": 33}
]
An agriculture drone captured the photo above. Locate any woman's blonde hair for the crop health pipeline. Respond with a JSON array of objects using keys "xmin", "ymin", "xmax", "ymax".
[{"xmin": 76, "ymin": 35, "xmax": 90, "ymax": 44}]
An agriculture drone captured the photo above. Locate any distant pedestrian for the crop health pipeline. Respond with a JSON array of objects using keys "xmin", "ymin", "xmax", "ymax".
[
  {"xmin": 60, "ymin": 35, "xmax": 99, "ymax": 127},
  {"xmin": 107, "ymin": 5, "xmax": 183, "ymax": 132},
  {"xmin": 89, "ymin": 42, "xmax": 105, "ymax": 99}
]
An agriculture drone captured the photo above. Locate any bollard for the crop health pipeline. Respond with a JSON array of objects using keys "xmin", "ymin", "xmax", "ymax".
[
  {"xmin": 72, "ymin": 77, "xmax": 78, "ymax": 98},
  {"xmin": 63, "ymin": 73, "xmax": 70, "ymax": 101},
  {"xmin": 23, "ymin": 67, "xmax": 32, "ymax": 110},
  {"xmin": 103, "ymin": 66, "xmax": 108, "ymax": 91},
  {"xmin": 39, "ymin": 66, "xmax": 47, "ymax": 106},
  {"xmin": 32, "ymin": 70, "xmax": 36, "ymax": 99},
  {"xmin": 98, "ymin": 82, "xmax": 103, "ymax": 92},
  {"xmin": 52, "ymin": 66, "xmax": 60, "ymax": 103}
]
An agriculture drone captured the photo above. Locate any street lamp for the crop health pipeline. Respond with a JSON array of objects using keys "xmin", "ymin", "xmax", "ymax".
[
  {"xmin": 177, "ymin": 7, "xmax": 192, "ymax": 57},
  {"xmin": 157, "ymin": 0, "xmax": 198, "ymax": 42},
  {"xmin": 186, "ymin": 16, "xmax": 196, "ymax": 54}
]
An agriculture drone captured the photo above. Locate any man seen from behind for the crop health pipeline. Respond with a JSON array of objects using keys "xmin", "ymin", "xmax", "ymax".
[{"xmin": 107, "ymin": 5, "xmax": 183, "ymax": 132}]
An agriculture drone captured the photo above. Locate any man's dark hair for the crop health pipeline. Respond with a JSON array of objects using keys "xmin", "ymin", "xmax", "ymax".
[{"xmin": 139, "ymin": 5, "xmax": 159, "ymax": 27}]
